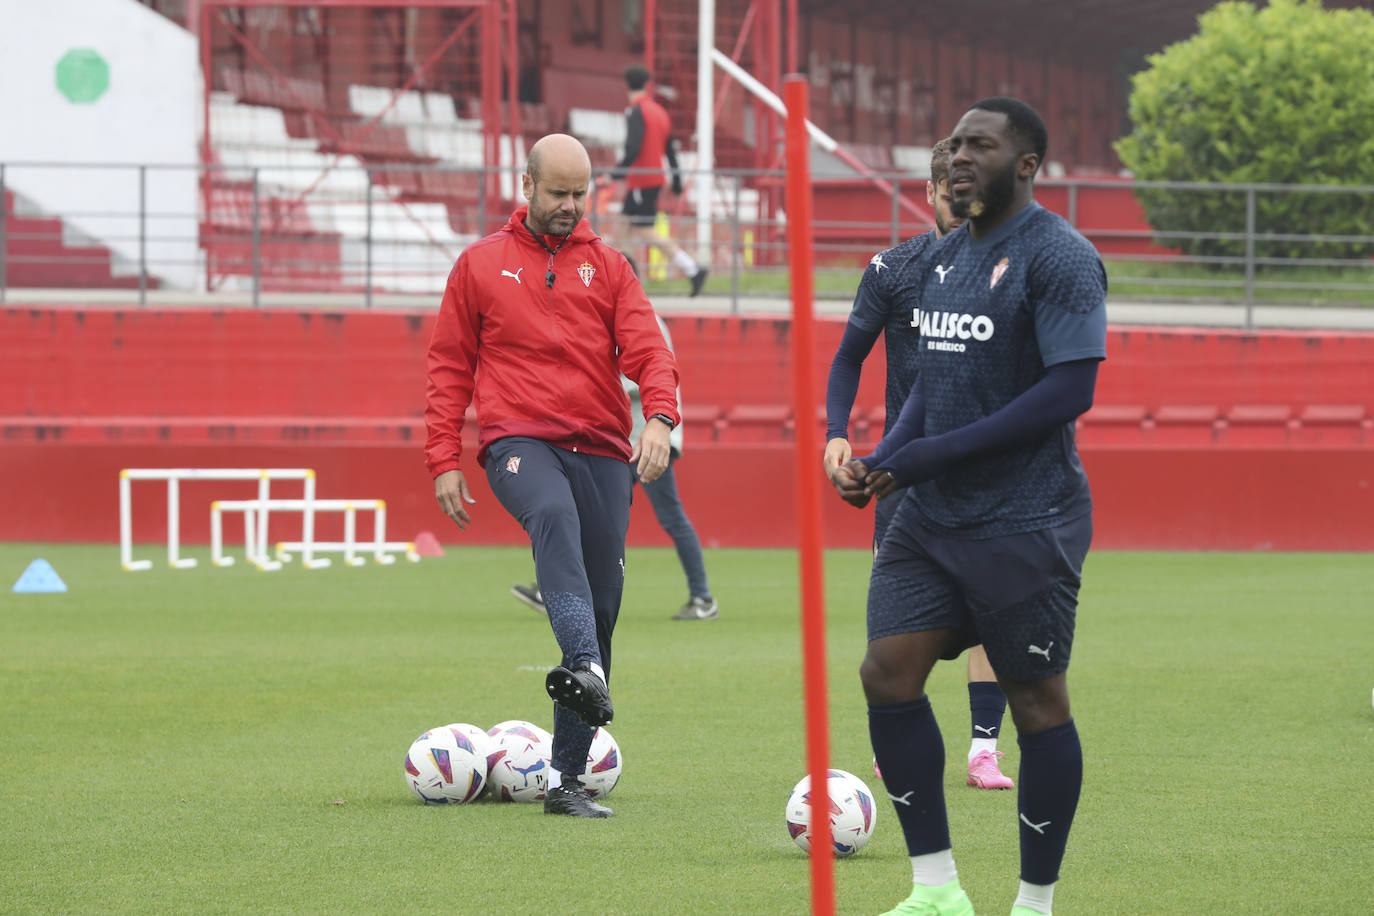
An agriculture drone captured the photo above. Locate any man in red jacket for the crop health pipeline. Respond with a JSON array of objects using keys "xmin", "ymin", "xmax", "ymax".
[
  {"xmin": 425, "ymin": 132, "xmax": 681, "ymax": 819},
  {"xmin": 602, "ymin": 64, "xmax": 708, "ymax": 296}
]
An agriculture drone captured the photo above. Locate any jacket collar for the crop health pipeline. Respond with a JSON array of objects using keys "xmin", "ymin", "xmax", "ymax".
[{"xmin": 504, "ymin": 205, "xmax": 600, "ymax": 249}]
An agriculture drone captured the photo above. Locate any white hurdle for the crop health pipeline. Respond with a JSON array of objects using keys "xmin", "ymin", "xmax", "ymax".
[
  {"xmin": 119, "ymin": 468, "xmax": 318, "ymax": 571},
  {"xmin": 210, "ymin": 498, "xmax": 419, "ymax": 569}
]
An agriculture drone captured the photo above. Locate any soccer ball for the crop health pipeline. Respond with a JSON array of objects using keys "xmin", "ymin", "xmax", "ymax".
[
  {"xmin": 784, "ymin": 769, "xmax": 878, "ymax": 856},
  {"xmin": 403, "ymin": 726, "xmax": 488, "ymax": 804},
  {"xmin": 443, "ymin": 722, "xmax": 492, "ymax": 761},
  {"xmin": 581, "ymin": 727, "xmax": 622, "ymax": 799},
  {"xmin": 487, "ymin": 719, "xmax": 552, "ymax": 746},
  {"xmin": 487, "ymin": 726, "xmax": 552, "ymax": 802}
]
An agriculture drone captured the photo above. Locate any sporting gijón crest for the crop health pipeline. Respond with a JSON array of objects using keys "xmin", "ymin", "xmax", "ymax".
[
  {"xmin": 990, "ymin": 257, "xmax": 1010, "ymax": 289},
  {"xmin": 577, "ymin": 261, "xmax": 595, "ymax": 287}
]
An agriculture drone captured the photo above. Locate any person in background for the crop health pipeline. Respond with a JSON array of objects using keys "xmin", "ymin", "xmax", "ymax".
[{"xmin": 597, "ymin": 63, "xmax": 709, "ymax": 297}]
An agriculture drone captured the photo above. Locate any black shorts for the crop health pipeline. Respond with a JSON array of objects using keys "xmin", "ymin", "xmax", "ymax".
[
  {"xmin": 621, "ymin": 186, "xmax": 662, "ymax": 226},
  {"xmin": 873, "ymin": 492, "xmax": 901, "ymax": 552},
  {"xmin": 866, "ymin": 493, "xmax": 1093, "ymax": 681}
]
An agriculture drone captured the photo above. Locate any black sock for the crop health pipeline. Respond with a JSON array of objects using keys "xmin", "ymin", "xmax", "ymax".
[
  {"xmin": 869, "ymin": 696, "xmax": 950, "ymax": 855},
  {"xmin": 1017, "ymin": 718, "xmax": 1082, "ymax": 884},
  {"xmin": 968, "ymin": 680, "xmax": 1008, "ymax": 742}
]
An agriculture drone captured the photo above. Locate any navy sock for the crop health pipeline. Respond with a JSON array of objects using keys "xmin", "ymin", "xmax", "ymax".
[
  {"xmin": 968, "ymin": 681, "xmax": 1008, "ymax": 741},
  {"xmin": 1016, "ymin": 718, "xmax": 1082, "ymax": 884},
  {"xmin": 868, "ymin": 696, "xmax": 951, "ymax": 855}
]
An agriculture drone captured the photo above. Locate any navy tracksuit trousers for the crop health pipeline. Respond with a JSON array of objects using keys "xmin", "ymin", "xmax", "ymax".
[{"xmin": 484, "ymin": 437, "xmax": 632, "ymax": 776}]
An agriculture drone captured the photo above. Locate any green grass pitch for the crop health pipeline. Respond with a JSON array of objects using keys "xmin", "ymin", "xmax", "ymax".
[{"xmin": 1, "ymin": 543, "xmax": 1370, "ymax": 914}]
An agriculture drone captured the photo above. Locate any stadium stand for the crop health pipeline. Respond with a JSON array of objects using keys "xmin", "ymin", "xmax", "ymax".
[{"xmin": 2, "ymin": 189, "xmax": 156, "ymax": 290}]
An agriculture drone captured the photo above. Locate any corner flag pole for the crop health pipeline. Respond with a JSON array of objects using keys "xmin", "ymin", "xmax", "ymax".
[{"xmin": 784, "ymin": 72, "xmax": 834, "ymax": 916}]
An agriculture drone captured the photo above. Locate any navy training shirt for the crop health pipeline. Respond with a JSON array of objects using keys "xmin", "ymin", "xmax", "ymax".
[
  {"xmin": 844, "ymin": 231, "xmax": 937, "ymax": 436},
  {"xmin": 906, "ymin": 202, "xmax": 1108, "ymax": 537}
]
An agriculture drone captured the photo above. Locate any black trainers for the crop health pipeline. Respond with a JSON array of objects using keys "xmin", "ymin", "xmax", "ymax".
[
  {"xmin": 545, "ymin": 665, "xmax": 614, "ymax": 726},
  {"xmin": 510, "ymin": 583, "xmax": 546, "ymax": 615},
  {"xmin": 689, "ymin": 267, "xmax": 709, "ymax": 297},
  {"xmin": 544, "ymin": 778, "xmax": 613, "ymax": 818}
]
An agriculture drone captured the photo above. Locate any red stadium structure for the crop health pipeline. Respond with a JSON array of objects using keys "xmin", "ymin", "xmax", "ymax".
[
  {"xmin": 112, "ymin": 0, "xmax": 1374, "ymax": 294},
  {"xmin": 4, "ymin": 14, "xmax": 1372, "ymax": 908},
  {"xmin": 135, "ymin": 0, "xmax": 1237, "ymax": 294},
  {"xmin": 190, "ymin": 0, "xmax": 519, "ymax": 293}
]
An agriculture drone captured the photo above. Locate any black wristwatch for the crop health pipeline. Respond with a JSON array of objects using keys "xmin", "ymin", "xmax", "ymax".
[{"xmin": 650, "ymin": 413, "xmax": 676, "ymax": 430}]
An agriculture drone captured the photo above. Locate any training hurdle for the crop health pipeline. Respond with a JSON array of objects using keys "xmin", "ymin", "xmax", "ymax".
[
  {"xmin": 209, "ymin": 498, "xmax": 419, "ymax": 569},
  {"xmin": 119, "ymin": 468, "xmax": 319, "ymax": 571}
]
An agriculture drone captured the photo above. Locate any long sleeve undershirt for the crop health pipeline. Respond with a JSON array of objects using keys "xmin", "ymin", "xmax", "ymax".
[
  {"xmin": 825, "ymin": 319, "xmax": 884, "ymax": 440},
  {"xmin": 860, "ymin": 358, "xmax": 1100, "ymax": 487},
  {"xmin": 613, "ymin": 106, "xmax": 645, "ymax": 178}
]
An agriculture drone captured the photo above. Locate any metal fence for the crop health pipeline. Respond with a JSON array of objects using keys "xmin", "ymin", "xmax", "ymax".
[{"xmin": 3, "ymin": 161, "xmax": 1373, "ymax": 327}]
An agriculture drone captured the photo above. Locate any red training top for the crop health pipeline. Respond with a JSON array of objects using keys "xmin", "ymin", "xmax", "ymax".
[
  {"xmin": 424, "ymin": 205, "xmax": 680, "ymax": 476},
  {"xmin": 623, "ymin": 95, "xmax": 672, "ymax": 191}
]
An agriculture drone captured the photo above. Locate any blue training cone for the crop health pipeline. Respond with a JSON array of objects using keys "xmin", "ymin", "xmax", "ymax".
[{"xmin": 12, "ymin": 559, "xmax": 68, "ymax": 593}]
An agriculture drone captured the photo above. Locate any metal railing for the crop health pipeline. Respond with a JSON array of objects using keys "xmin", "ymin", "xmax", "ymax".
[{"xmin": 3, "ymin": 162, "xmax": 1373, "ymax": 328}]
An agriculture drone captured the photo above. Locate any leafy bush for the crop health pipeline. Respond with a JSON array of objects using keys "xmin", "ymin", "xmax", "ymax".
[{"xmin": 1115, "ymin": 0, "xmax": 1374, "ymax": 262}]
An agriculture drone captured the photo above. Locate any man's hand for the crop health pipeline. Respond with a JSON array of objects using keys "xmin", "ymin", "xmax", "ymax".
[
  {"xmin": 631, "ymin": 417, "xmax": 672, "ymax": 482},
  {"xmin": 832, "ymin": 458, "xmax": 872, "ymax": 508},
  {"xmin": 823, "ymin": 437, "xmax": 853, "ymax": 477},
  {"xmin": 864, "ymin": 467, "xmax": 900, "ymax": 500},
  {"xmin": 434, "ymin": 469, "xmax": 476, "ymax": 529}
]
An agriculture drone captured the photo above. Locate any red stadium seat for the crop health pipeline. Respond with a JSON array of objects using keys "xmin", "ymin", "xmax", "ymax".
[
  {"xmin": 1293, "ymin": 404, "xmax": 1369, "ymax": 447},
  {"xmin": 680, "ymin": 404, "xmax": 726, "ymax": 444},
  {"xmin": 865, "ymin": 404, "xmax": 887, "ymax": 436},
  {"xmin": 722, "ymin": 404, "xmax": 793, "ymax": 444},
  {"xmin": 1076, "ymin": 404, "xmax": 1151, "ymax": 446},
  {"xmin": 1152, "ymin": 405, "xmax": 1222, "ymax": 446},
  {"xmin": 1217, "ymin": 405, "xmax": 1296, "ymax": 447}
]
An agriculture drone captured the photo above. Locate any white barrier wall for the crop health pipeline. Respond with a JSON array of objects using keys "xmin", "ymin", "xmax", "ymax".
[{"xmin": 0, "ymin": 0, "xmax": 200, "ymax": 289}]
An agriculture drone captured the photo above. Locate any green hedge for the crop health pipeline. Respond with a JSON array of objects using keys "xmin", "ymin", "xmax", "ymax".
[{"xmin": 1115, "ymin": 0, "xmax": 1374, "ymax": 262}]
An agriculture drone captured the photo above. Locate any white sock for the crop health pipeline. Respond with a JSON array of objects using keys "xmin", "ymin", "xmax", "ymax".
[
  {"xmin": 1013, "ymin": 880, "xmax": 1055, "ymax": 914},
  {"xmin": 587, "ymin": 661, "xmax": 606, "ymax": 686},
  {"xmin": 673, "ymin": 249, "xmax": 699, "ymax": 276},
  {"xmin": 910, "ymin": 849, "xmax": 958, "ymax": 887},
  {"xmin": 969, "ymin": 737, "xmax": 998, "ymax": 760}
]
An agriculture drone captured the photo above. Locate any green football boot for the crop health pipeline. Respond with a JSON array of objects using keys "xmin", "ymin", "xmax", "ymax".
[{"xmin": 879, "ymin": 880, "xmax": 976, "ymax": 916}]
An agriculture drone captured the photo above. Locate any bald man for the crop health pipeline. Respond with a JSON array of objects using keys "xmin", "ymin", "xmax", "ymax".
[{"xmin": 425, "ymin": 133, "xmax": 681, "ymax": 818}]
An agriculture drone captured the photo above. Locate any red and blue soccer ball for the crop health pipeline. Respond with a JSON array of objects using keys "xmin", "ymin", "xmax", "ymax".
[
  {"xmin": 403, "ymin": 724, "xmax": 489, "ymax": 804},
  {"xmin": 784, "ymin": 768, "xmax": 878, "ymax": 856},
  {"xmin": 485, "ymin": 721, "xmax": 553, "ymax": 802},
  {"xmin": 581, "ymin": 726, "xmax": 622, "ymax": 799},
  {"xmin": 486, "ymin": 719, "xmax": 552, "ymax": 745}
]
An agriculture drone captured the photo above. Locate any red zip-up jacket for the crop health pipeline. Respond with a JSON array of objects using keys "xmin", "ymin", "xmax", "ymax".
[{"xmin": 424, "ymin": 205, "xmax": 680, "ymax": 476}]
